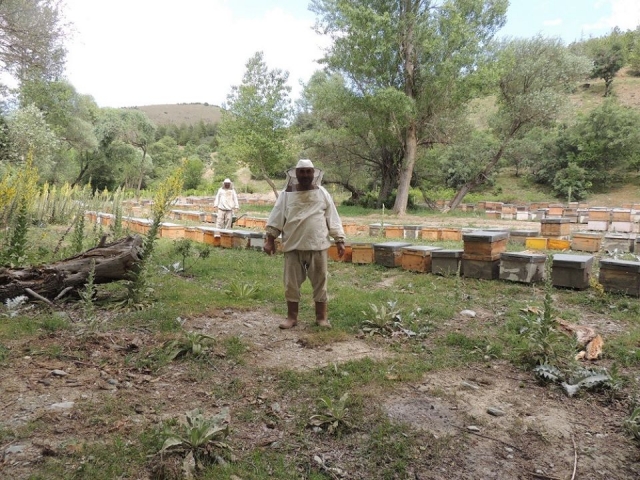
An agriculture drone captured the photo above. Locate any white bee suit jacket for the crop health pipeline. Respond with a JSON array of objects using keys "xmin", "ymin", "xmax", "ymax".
[{"xmin": 266, "ymin": 187, "xmax": 345, "ymax": 252}]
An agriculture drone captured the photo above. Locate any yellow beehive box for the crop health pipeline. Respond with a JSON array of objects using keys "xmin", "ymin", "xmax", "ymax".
[
  {"xmin": 548, "ymin": 238, "xmax": 570, "ymax": 251},
  {"xmin": 525, "ymin": 237, "xmax": 549, "ymax": 250}
]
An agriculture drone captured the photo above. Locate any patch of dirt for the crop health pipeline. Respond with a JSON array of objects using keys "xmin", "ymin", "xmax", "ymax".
[
  {"xmin": 185, "ymin": 309, "xmax": 393, "ymax": 371},
  {"xmin": 1, "ymin": 309, "xmax": 639, "ymax": 479}
]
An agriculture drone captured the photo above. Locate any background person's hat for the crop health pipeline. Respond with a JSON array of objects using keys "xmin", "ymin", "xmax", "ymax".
[{"xmin": 223, "ymin": 178, "xmax": 231, "ymax": 183}]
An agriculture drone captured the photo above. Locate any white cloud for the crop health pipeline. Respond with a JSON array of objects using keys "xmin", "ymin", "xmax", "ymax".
[
  {"xmin": 543, "ymin": 18, "xmax": 563, "ymax": 27},
  {"xmin": 63, "ymin": 1, "xmax": 328, "ymax": 108},
  {"xmin": 583, "ymin": 0, "xmax": 640, "ymax": 33}
]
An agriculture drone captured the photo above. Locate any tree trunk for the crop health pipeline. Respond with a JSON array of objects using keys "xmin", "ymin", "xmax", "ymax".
[
  {"xmin": 136, "ymin": 147, "xmax": 148, "ymax": 199},
  {"xmin": 0, "ymin": 235, "xmax": 143, "ymax": 302},
  {"xmin": 393, "ymin": 122, "xmax": 418, "ymax": 216}
]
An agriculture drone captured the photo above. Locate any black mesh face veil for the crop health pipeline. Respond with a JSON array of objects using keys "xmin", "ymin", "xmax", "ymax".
[{"xmin": 285, "ymin": 167, "xmax": 324, "ymax": 190}]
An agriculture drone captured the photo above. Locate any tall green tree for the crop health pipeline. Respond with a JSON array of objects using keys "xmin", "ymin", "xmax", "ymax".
[
  {"xmin": 311, "ymin": 0, "xmax": 508, "ymax": 215},
  {"xmin": 0, "ymin": 0, "xmax": 67, "ymax": 89},
  {"xmin": 447, "ymin": 36, "xmax": 591, "ymax": 210},
  {"xmin": 588, "ymin": 34, "xmax": 626, "ymax": 97},
  {"xmin": 217, "ymin": 51, "xmax": 295, "ymax": 196}
]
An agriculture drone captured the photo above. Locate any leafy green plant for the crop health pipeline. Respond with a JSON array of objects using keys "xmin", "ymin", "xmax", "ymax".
[
  {"xmin": 71, "ymin": 208, "xmax": 85, "ymax": 254},
  {"xmin": 159, "ymin": 408, "xmax": 231, "ymax": 474},
  {"xmin": 308, "ymin": 393, "xmax": 352, "ymax": 434},
  {"xmin": 224, "ymin": 279, "xmax": 258, "ymax": 299},
  {"xmin": 517, "ymin": 258, "xmax": 564, "ymax": 365},
  {"xmin": 534, "ymin": 364, "xmax": 613, "ymax": 397},
  {"xmin": 361, "ymin": 301, "xmax": 402, "ymax": 336},
  {"xmin": 624, "ymin": 406, "xmax": 640, "ymax": 442},
  {"xmin": 79, "ymin": 259, "xmax": 97, "ymax": 320},
  {"xmin": 163, "ymin": 331, "xmax": 215, "ymax": 361}
]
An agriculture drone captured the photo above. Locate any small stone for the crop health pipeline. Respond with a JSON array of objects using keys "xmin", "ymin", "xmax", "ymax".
[
  {"xmin": 467, "ymin": 425, "xmax": 481, "ymax": 432},
  {"xmin": 505, "ymin": 447, "xmax": 514, "ymax": 453},
  {"xmin": 49, "ymin": 401, "xmax": 74, "ymax": 410},
  {"xmin": 5, "ymin": 444, "xmax": 25, "ymax": 454},
  {"xmin": 487, "ymin": 407, "xmax": 505, "ymax": 417},
  {"xmin": 107, "ymin": 378, "xmax": 119, "ymax": 385},
  {"xmin": 460, "ymin": 310, "xmax": 476, "ymax": 318},
  {"xmin": 461, "ymin": 381, "xmax": 480, "ymax": 390},
  {"xmin": 51, "ymin": 369, "xmax": 68, "ymax": 376}
]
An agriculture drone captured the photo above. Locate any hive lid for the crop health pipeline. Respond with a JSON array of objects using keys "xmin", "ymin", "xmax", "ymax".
[
  {"xmin": 541, "ymin": 217, "xmax": 571, "ymax": 224},
  {"xmin": 401, "ymin": 245, "xmax": 443, "ymax": 253},
  {"xmin": 462, "ymin": 230, "xmax": 509, "ymax": 242},
  {"xmin": 599, "ymin": 258, "xmax": 640, "ymax": 272},
  {"xmin": 373, "ymin": 242, "xmax": 413, "ymax": 249},
  {"xmin": 500, "ymin": 252, "xmax": 547, "ymax": 262},
  {"xmin": 552, "ymin": 254, "xmax": 594, "ymax": 268},
  {"xmin": 431, "ymin": 249, "xmax": 464, "ymax": 258}
]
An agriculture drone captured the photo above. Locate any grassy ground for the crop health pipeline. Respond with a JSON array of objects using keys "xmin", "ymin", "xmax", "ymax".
[{"xmin": 1, "ymin": 218, "xmax": 639, "ymax": 479}]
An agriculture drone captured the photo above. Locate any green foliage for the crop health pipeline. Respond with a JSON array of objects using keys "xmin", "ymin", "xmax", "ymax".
[
  {"xmin": 163, "ymin": 331, "xmax": 215, "ymax": 361},
  {"xmin": 361, "ymin": 301, "xmax": 402, "ymax": 336},
  {"xmin": 308, "ymin": 392, "xmax": 352, "ymax": 434},
  {"xmin": 159, "ymin": 408, "xmax": 231, "ymax": 473},
  {"xmin": 71, "ymin": 208, "xmax": 85, "ymax": 254},
  {"xmin": 79, "ymin": 259, "xmax": 97, "ymax": 322},
  {"xmin": 624, "ymin": 406, "xmax": 640, "ymax": 442},
  {"xmin": 224, "ymin": 279, "xmax": 258, "ymax": 299},
  {"xmin": 182, "ymin": 156, "xmax": 204, "ymax": 190},
  {"xmin": 588, "ymin": 37, "xmax": 626, "ymax": 96},
  {"xmin": 552, "ymin": 162, "xmax": 591, "ymax": 201},
  {"xmin": 534, "ymin": 364, "xmax": 613, "ymax": 397},
  {"xmin": 218, "ymin": 51, "xmax": 294, "ymax": 188}
]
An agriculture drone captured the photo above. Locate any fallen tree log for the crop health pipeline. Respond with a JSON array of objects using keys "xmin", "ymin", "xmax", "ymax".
[{"xmin": 0, "ymin": 235, "xmax": 143, "ymax": 303}]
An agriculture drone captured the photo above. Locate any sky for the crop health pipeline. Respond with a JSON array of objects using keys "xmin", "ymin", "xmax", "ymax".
[{"xmin": 62, "ymin": 0, "xmax": 640, "ymax": 109}]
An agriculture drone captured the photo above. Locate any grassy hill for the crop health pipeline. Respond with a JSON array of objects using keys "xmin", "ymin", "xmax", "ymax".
[{"xmin": 124, "ymin": 103, "xmax": 223, "ymax": 126}]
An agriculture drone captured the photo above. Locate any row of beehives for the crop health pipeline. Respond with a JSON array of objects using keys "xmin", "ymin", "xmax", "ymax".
[
  {"xmin": 337, "ymin": 231, "xmax": 640, "ymax": 297},
  {"xmin": 84, "ymin": 212, "xmax": 640, "ymax": 297},
  {"xmin": 86, "ymin": 211, "xmax": 639, "ymax": 255}
]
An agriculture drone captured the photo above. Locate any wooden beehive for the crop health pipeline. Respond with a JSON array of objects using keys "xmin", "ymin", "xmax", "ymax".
[
  {"xmin": 611, "ymin": 209, "xmax": 632, "ymax": 222},
  {"xmin": 248, "ymin": 232, "xmax": 265, "ymax": 251},
  {"xmin": 328, "ymin": 242, "xmax": 353, "ymax": 262},
  {"xmin": 509, "ymin": 230, "xmax": 539, "ymax": 245},
  {"xmin": 185, "ymin": 226, "xmax": 204, "ymax": 243},
  {"xmin": 547, "ymin": 238, "xmax": 571, "ymax": 251},
  {"xmin": 232, "ymin": 231, "xmax": 251, "ymax": 249},
  {"xmin": 551, "ymin": 254, "xmax": 594, "ymax": 290},
  {"xmin": 351, "ymin": 243, "xmax": 374, "ymax": 264},
  {"xmin": 588, "ymin": 208, "xmax": 610, "ymax": 222},
  {"xmin": 547, "ymin": 204, "xmax": 564, "ymax": 217},
  {"xmin": 571, "ymin": 232, "xmax": 602, "ymax": 252},
  {"xmin": 431, "ymin": 249, "xmax": 463, "ymax": 276},
  {"xmin": 499, "ymin": 252, "xmax": 546, "ymax": 284},
  {"xmin": 343, "ymin": 223, "xmax": 359, "ymax": 236},
  {"xmin": 603, "ymin": 233, "xmax": 634, "ymax": 253},
  {"xmin": 369, "ymin": 223, "xmax": 385, "ymax": 237},
  {"xmin": 159, "ymin": 223, "xmax": 185, "ymax": 239},
  {"xmin": 462, "ymin": 257, "xmax": 501, "ymax": 280},
  {"xmin": 400, "ymin": 246, "xmax": 442, "ymax": 272},
  {"xmin": 403, "ymin": 225, "xmax": 422, "ymax": 240},
  {"xmin": 540, "ymin": 218, "xmax": 571, "ymax": 238},
  {"xmin": 420, "ymin": 227, "xmax": 441, "ymax": 241},
  {"xmin": 441, "ymin": 228, "xmax": 462, "ymax": 241},
  {"xmin": 373, "ymin": 242, "xmax": 412, "ymax": 267},
  {"xmin": 598, "ymin": 259, "xmax": 640, "ymax": 297},
  {"xmin": 384, "ymin": 225, "xmax": 404, "ymax": 239},
  {"xmin": 462, "ymin": 231, "xmax": 509, "ymax": 259},
  {"xmin": 219, "ymin": 229, "xmax": 234, "ymax": 248}
]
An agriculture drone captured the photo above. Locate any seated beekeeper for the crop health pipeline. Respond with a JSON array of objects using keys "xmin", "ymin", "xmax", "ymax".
[{"xmin": 263, "ymin": 159, "xmax": 346, "ymax": 329}]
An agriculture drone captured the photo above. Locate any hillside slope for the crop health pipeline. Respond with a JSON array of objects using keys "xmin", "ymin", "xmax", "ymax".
[{"xmin": 124, "ymin": 103, "xmax": 222, "ymax": 126}]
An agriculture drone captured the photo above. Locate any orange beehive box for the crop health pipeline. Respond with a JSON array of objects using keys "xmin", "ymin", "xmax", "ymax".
[
  {"xmin": 342, "ymin": 223, "xmax": 359, "ymax": 236},
  {"xmin": 440, "ymin": 228, "xmax": 462, "ymax": 241},
  {"xmin": 184, "ymin": 226, "xmax": 204, "ymax": 243},
  {"xmin": 219, "ymin": 230, "xmax": 234, "ymax": 248},
  {"xmin": 462, "ymin": 231, "xmax": 508, "ymax": 258},
  {"xmin": 588, "ymin": 209, "xmax": 610, "ymax": 221},
  {"xmin": 159, "ymin": 223, "xmax": 185, "ymax": 239},
  {"xmin": 328, "ymin": 243, "xmax": 353, "ymax": 262},
  {"xmin": 547, "ymin": 238, "xmax": 571, "ymax": 251},
  {"xmin": 571, "ymin": 232, "xmax": 602, "ymax": 252},
  {"xmin": 351, "ymin": 243, "xmax": 374, "ymax": 264},
  {"xmin": 384, "ymin": 225, "xmax": 404, "ymax": 238},
  {"xmin": 420, "ymin": 227, "xmax": 441, "ymax": 241},
  {"xmin": 401, "ymin": 246, "xmax": 442, "ymax": 272},
  {"xmin": 201, "ymin": 227, "xmax": 221, "ymax": 247}
]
